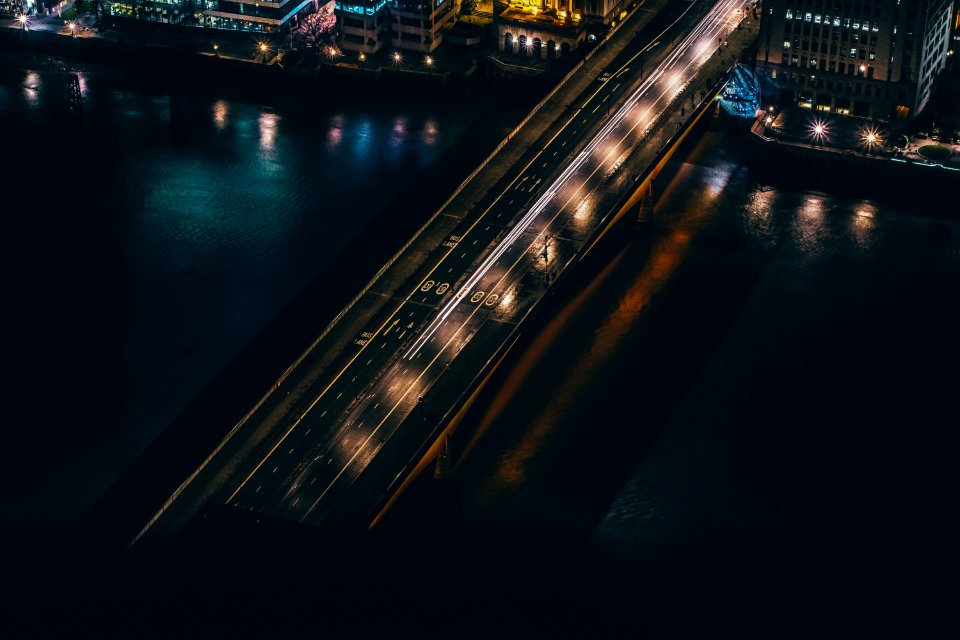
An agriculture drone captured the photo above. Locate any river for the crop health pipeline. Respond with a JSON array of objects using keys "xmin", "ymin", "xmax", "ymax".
[
  {"xmin": 0, "ymin": 51, "xmax": 526, "ymax": 530},
  {"xmin": 379, "ymin": 117, "xmax": 960, "ymax": 617}
]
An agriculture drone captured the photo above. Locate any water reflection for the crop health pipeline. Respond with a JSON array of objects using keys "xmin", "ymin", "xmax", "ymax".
[
  {"xmin": 742, "ymin": 185, "xmax": 776, "ymax": 246},
  {"xmin": 422, "ymin": 120, "xmax": 438, "ymax": 145},
  {"xmin": 847, "ymin": 205, "xmax": 877, "ymax": 251},
  {"xmin": 792, "ymin": 194, "xmax": 827, "ymax": 255},
  {"xmin": 258, "ymin": 112, "xmax": 277, "ymax": 152},
  {"xmin": 212, "ymin": 100, "xmax": 228, "ymax": 130},
  {"xmin": 23, "ymin": 71, "xmax": 40, "ymax": 105},
  {"xmin": 392, "ymin": 116, "xmax": 407, "ymax": 147},
  {"xmin": 328, "ymin": 114, "xmax": 344, "ymax": 149}
]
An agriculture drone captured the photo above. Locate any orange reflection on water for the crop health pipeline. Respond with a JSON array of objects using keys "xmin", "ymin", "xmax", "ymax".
[{"xmin": 459, "ymin": 136, "xmax": 719, "ymax": 507}]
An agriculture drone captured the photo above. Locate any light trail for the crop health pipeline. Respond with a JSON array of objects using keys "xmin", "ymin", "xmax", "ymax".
[
  {"xmin": 405, "ymin": 0, "xmax": 744, "ymax": 361},
  {"xmin": 228, "ymin": 0, "xmax": 749, "ymax": 521}
]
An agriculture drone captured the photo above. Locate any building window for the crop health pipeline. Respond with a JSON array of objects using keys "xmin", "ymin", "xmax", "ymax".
[
  {"xmin": 786, "ymin": 9, "xmax": 793, "ymax": 18},
  {"xmin": 805, "ymin": 12, "xmax": 812, "ymax": 21},
  {"xmin": 784, "ymin": 40, "xmax": 791, "ymax": 48},
  {"xmin": 850, "ymin": 47, "xmax": 857, "ymax": 57}
]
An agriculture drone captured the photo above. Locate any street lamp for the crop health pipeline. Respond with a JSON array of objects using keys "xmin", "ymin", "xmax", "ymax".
[
  {"xmin": 213, "ymin": 43, "xmax": 220, "ymax": 57},
  {"xmin": 392, "ymin": 51, "xmax": 402, "ymax": 68},
  {"xmin": 861, "ymin": 127, "xmax": 881, "ymax": 153},
  {"xmin": 68, "ymin": 22, "xmax": 76, "ymax": 37},
  {"xmin": 18, "ymin": 15, "xmax": 27, "ymax": 30},
  {"xmin": 359, "ymin": 52, "xmax": 366, "ymax": 62},
  {"xmin": 808, "ymin": 118, "xmax": 829, "ymax": 144},
  {"xmin": 424, "ymin": 55, "xmax": 433, "ymax": 67}
]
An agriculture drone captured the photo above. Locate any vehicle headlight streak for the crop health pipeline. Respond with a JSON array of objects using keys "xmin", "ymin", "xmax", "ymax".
[
  {"xmin": 405, "ymin": 0, "xmax": 745, "ymax": 360},
  {"xmin": 225, "ymin": 0, "xmax": 747, "ymax": 521}
]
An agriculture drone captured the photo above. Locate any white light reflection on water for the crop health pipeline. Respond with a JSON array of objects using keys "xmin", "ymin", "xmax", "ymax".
[
  {"xmin": 792, "ymin": 194, "xmax": 827, "ymax": 255},
  {"xmin": 258, "ymin": 112, "xmax": 278, "ymax": 151},
  {"xmin": 23, "ymin": 71, "xmax": 40, "ymax": 105},
  {"xmin": 850, "ymin": 204, "xmax": 878, "ymax": 250},
  {"xmin": 741, "ymin": 185, "xmax": 776, "ymax": 246}
]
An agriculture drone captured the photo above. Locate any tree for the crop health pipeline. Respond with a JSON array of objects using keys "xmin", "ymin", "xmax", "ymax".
[{"xmin": 292, "ymin": 5, "xmax": 337, "ymax": 50}]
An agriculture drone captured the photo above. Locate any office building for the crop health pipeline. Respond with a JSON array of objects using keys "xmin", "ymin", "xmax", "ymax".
[{"xmin": 757, "ymin": 0, "xmax": 955, "ymax": 118}]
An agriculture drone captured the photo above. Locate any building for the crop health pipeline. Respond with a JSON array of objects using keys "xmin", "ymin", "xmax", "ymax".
[
  {"xmin": 336, "ymin": 0, "xmax": 391, "ymax": 53},
  {"xmin": 336, "ymin": 0, "xmax": 458, "ymax": 54},
  {"xmin": 107, "ymin": 0, "xmax": 317, "ymax": 32},
  {"xmin": 952, "ymin": 0, "xmax": 960, "ymax": 55},
  {"xmin": 493, "ymin": 0, "xmax": 631, "ymax": 58},
  {"xmin": 757, "ymin": 0, "xmax": 955, "ymax": 119}
]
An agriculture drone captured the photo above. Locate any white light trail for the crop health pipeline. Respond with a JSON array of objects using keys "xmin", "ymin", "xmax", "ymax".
[{"xmin": 405, "ymin": 0, "xmax": 746, "ymax": 360}]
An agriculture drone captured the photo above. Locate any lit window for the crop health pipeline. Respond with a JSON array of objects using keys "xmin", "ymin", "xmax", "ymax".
[
  {"xmin": 805, "ymin": 12, "xmax": 812, "ymax": 22},
  {"xmin": 862, "ymin": 21, "xmax": 869, "ymax": 31},
  {"xmin": 853, "ymin": 21, "xmax": 859, "ymax": 29},
  {"xmin": 784, "ymin": 40, "xmax": 791, "ymax": 48},
  {"xmin": 815, "ymin": 14, "xmax": 821, "ymax": 23},
  {"xmin": 850, "ymin": 47, "xmax": 857, "ymax": 56},
  {"xmin": 833, "ymin": 17, "xmax": 840, "ymax": 27},
  {"xmin": 786, "ymin": 9, "xmax": 793, "ymax": 19},
  {"xmin": 872, "ymin": 24, "xmax": 879, "ymax": 32}
]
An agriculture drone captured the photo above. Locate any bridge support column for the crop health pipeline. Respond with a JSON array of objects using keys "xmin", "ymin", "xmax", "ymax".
[{"xmin": 433, "ymin": 434, "xmax": 451, "ymax": 480}]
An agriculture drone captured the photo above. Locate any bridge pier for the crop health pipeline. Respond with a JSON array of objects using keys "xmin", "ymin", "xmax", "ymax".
[{"xmin": 433, "ymin": 434, "xmax": 451, "ymax": 480}]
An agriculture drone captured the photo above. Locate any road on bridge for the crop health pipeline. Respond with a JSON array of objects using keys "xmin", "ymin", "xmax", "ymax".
[{"xmin": 136, "ymin": 0, "xmax": 752, "ymax": 540}]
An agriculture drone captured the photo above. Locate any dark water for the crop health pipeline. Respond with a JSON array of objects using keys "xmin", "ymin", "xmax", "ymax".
[
  {"xmin": 0, "ymin": 54, "xmax": 501, "ymax": 528},
  {"xmin": 367, "ymin": 121, "xmax": 959, "ymax": 628}
]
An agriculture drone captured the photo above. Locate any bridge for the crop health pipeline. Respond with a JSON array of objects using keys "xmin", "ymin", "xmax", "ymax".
[{"xmin": 129, "ymin": 0, "xmax": 758, "ymax": 547}]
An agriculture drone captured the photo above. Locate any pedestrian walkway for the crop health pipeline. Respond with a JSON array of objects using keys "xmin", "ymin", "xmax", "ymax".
[{"xmin": 760, "ymin": 104, "xmax": 960, "ymax": 168}]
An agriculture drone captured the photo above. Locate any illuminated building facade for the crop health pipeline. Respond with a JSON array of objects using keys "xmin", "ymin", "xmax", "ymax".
[
  {"xmin": 494, "ymin": 0, "xmax": 630, "ymax": 58},
  {"xmin": 107, "ymin": 0, "xmax": 315, "ymax": 32},
  {"xmin": 337, "ymin": 0, "xmax": 391, "ymax": 52},
  {"xmin": 952, "ymin": 0, "xmax": 960, "ymax": 54},
  {"xmin": 336, "ymin": 0, "xmax": 458, "ymax": 54},
  {"xmin": 758, "ymin": 0, "xmax": 955, "ymax": 119}
]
